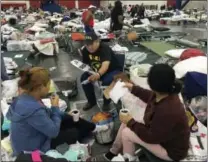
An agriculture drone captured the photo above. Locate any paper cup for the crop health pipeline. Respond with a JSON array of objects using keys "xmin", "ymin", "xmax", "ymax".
[
  {"xmin": 71, "ymin": 109, "xmax": 80, "ymax": 122},
  {"xmin": 119, "ymin": 109, "xmax": 130, "ymax": 116}
]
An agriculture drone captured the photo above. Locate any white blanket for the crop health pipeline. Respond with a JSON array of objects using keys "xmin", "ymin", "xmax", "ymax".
[{"xmin": 34, "ymin": 40, "xmax": 59, "ymax": 56}]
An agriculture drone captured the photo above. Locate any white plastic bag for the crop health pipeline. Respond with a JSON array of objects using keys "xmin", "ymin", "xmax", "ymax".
[{"xmin": 2, "ymin": 78, "xmax": 19, "ymax": 99}]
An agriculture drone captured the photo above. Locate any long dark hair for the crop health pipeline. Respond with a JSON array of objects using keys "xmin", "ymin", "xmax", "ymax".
[{"xmin": 111, "ymin": 0, "xmax": 123, "ymax": 21}]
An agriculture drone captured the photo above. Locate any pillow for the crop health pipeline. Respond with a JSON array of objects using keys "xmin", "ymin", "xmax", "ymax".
[
  {"xmin": 165, "ymin": 49, "xmax": 186, "ymax": 58},
  {"xmin": 173, "ymin": 56, "xmax": 207, "ymax": 79}
]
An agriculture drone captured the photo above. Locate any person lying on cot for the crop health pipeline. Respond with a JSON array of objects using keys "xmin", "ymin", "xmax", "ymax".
[
  {"xmin": 87, "ymin": 64, "xmax": 190, "ymax": 162},
  {"xmin": 6, "ymin": 67, "xmax": 108, "ymax": 156}
]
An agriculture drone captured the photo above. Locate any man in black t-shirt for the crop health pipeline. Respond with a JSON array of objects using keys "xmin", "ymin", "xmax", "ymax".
[{"xmin": 80, "ymin": 32, "xmax": 122, "ymax": 111}]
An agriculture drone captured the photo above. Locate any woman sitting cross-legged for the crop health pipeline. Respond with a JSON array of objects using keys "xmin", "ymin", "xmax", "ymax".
[
  {"xmin": 7, "ymin": 67, "xmax": 108, "ymax": 156},
  {"xmin": 88, "ymin": 64, "xmax": 190, "ymax": 162}
]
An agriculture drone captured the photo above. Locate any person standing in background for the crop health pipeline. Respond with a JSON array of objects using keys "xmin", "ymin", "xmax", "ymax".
[
  {"xmin": 110, "ymin": 0, "xmax": 132, "ymax": 32},
  {"xmin": 127, "ymin": 5, "xmax": 132, "ymax": 14},
  {"xmin": 82, "ymin": 5, "xmax": 96, "ymax": 33},
  {"xmin": 123, "ymin": 5, "xmax": 127, "ymax": 13},
  {"xmin": 130, "ymin": 5, "xmax": 136, "ymax": 18},
  {"xmin": 138, "ymin": 3, "xmax": 145, "ymax": 19}
]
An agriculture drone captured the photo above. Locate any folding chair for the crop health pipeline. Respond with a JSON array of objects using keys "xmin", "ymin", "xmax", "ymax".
[{"xmin": 97, "ymin": 54, "xmax": 126, "ymax": 113}]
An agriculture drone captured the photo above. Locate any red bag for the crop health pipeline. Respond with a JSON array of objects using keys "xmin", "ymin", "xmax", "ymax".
[{"xmin": 180, "ymin": 48, "xmax": 205, "ymax": 61}]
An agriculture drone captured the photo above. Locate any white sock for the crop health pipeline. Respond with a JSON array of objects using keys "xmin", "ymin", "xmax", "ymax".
[{"xmin": 93, "ymin": 125, "xmax": 108, "ymax": 133}]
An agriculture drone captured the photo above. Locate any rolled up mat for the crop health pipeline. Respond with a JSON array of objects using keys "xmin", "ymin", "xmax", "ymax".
[{"xmin": 175, "ymin": 39, "xmax": 200, "ymax": 48}]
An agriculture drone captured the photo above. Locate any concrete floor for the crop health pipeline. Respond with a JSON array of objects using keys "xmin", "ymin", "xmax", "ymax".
[{"xmin": 29, "ymin": 21, "xmax": 207, "ymax": 157}]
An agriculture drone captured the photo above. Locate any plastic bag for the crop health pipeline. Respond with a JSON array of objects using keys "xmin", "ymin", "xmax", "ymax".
[
  {"xmin": 1, "ymin": 136, "xmax": 15, "ymax": 161},
  {"xmin": 2, "ymin": 78, "xmax": 19, "ymax": 99},
  {"xmin": 68, "ymin": 141, "xmax": 90, "ymax": 161},
  {"xmin": 189, "ymin": 96, "xmax": 207, "ymax": 123}
]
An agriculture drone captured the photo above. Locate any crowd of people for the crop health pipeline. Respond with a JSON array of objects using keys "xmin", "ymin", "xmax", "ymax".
[{"xmin": 2, "ymin": 1, "xmax": 192, "ymax": 162}]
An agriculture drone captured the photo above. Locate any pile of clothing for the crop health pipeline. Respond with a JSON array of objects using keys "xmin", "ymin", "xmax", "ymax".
[{"xmin": 3, "ymin": 57, "xmax": 18, "ymax": 75}]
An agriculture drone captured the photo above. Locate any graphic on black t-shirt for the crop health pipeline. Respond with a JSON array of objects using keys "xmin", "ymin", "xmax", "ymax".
[
  {"xmin": 89, "ymin": 54, "xmax": 101, "ymax": 72},
  {"xmin": 82, "ymin": 43, "xmax": 122, "ymax": 73}
]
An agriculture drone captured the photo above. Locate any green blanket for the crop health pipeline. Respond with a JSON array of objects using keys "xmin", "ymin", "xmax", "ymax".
[{"xmin": 140, "ymin": 41, "xmax": 177, "ymax": 57}]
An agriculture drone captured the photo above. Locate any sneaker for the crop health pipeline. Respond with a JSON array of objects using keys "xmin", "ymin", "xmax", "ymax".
[
  {"xmin": 123, "ymin": 153, "xmax": 140, "ymax": 162},
  {"xmin": 83, "ymin": 102, "xmax": 96, "ymax": 111}
]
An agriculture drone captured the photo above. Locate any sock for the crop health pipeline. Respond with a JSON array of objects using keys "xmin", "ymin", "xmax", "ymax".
[
  {"xmin": 105, "ymin": 151, "xmax": 116, "ymax": 160},
  {"xmin": 93, "ymin": 125, "xmax": 108, "ymax": 133}
]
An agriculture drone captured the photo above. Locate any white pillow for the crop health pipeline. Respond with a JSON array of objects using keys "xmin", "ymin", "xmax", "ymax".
[
  {"xmin": 173, "ymin": 56, "xmax": 207, "ymax": 79},
  {"xmin": 165, "ymin": 49, "xmax": 186, "ymax": 58}
]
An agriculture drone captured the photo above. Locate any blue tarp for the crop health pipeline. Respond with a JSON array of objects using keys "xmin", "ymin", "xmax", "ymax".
[
  {"xmin": 184, "ymin": 72, "xmax": 207, "ymax": 99},
  {"xmin": 41, "ymin": 1, "xmax": 62, "ymax": 14}
]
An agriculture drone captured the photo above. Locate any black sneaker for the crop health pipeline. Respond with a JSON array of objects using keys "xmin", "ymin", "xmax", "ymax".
[{"xmin": 83, "ymin": 102, "xmax": 96, "ymax": 111}]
